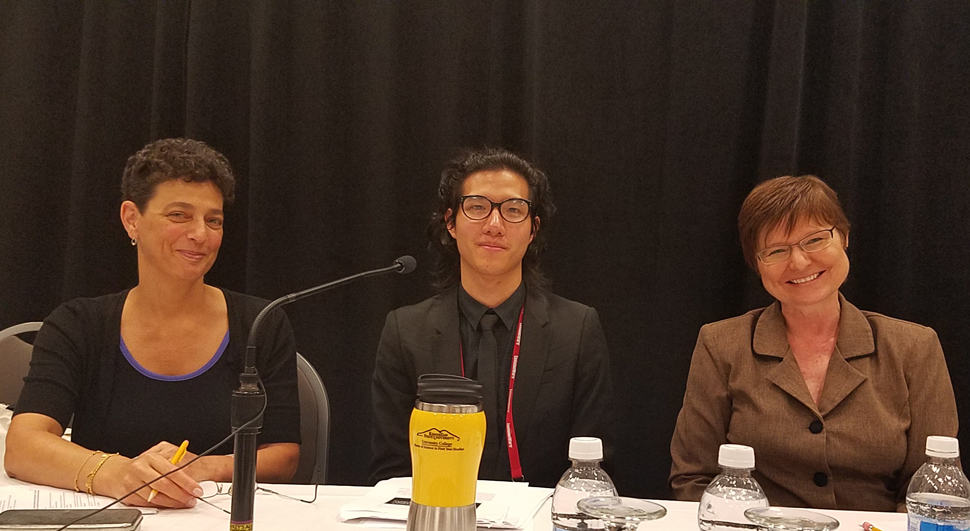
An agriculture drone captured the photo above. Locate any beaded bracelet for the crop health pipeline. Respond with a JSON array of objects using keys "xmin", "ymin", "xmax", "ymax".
[
  {"xmin": 85, "ymin": 452, "xmax": 118, "ymax": 495},
  {"xmin": 74, "ymin": 450, "xmax": 100, "ymax": 492}
]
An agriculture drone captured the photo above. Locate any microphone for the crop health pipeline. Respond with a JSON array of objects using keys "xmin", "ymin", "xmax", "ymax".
[
  {"xmin": 394, "ymin": 255, "xmax": 417, "ymax": 275},
  {"xmin": 230, "ymin": 255, "xmax": 416, "ymax": 530}
]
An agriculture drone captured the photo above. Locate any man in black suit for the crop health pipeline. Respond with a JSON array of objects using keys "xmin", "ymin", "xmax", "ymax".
[{"xmin": 369, "ymin": 147, "xmax": 614, "ymax": 487}]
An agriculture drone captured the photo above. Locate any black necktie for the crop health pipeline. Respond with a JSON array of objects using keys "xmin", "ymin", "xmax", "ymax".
[{"xmin": 478, "ymin": 312, "xmax": 500, "ymax": 425}]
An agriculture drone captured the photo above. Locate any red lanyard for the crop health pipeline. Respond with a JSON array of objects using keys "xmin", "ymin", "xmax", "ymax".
[
  {"xmin": 459, "ymin": 305, "xmax": 526, "ymax": 481},
  {"xmin": 505, "ymin": 306, "xmax": 525, "ymax": 480}
]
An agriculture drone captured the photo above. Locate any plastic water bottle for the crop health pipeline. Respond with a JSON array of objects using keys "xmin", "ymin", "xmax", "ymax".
[
  {"xmin": 906, "ymin": 436, "xmax": 970, "ymax": 531},
  {"xmin": 698, "ymin": 444, "xmax": 768, "ymax": 531},
  {"xmin": 551, "ymin": 437, "xmax": 618, "ymax": 531}
]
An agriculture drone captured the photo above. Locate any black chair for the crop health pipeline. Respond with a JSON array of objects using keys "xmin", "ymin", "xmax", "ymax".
[
  {"xmin": 293, "ymin": 353, "xmax": 330, "ymax": 484},
  {"xmin": 0, "ymin": 322, "xmax": 42, "ymax": 407}
]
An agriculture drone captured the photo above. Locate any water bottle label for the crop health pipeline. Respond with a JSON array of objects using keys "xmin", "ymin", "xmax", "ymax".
[{"xmin": 908, "ymin": 515, "xmax": 970, "ymax": 531}]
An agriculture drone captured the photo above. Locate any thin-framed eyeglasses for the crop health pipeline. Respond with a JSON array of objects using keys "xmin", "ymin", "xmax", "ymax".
[
  {"xmin": 756, "ymin": 227, "xmax": 837, "ymax": 265},
  {"xmin": 459, "ymin": 195, "xmax": 533, "ymax": 223},
  {"xmin": 198, "ymin": 480, "xmax": 318, "ymax": 510}
]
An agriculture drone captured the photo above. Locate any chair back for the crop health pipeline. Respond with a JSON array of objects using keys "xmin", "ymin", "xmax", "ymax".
[
  {"xmin": 294, "ymin": 353, "xmax": 330, "ymax": 484},
  {"xmin": 0, "ymin": 322, "xmax": 43, "ymax": 406}
]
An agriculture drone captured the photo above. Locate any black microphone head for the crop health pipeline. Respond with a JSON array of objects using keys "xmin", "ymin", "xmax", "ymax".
[{"xmin": 394, "ymin": 255, "xmax": 417, "ymax": 274}]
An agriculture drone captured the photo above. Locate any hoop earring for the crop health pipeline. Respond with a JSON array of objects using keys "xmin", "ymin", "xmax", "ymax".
[{"xmin": 130, "ymin": 238, "xmax": 137, "ymax": 246}]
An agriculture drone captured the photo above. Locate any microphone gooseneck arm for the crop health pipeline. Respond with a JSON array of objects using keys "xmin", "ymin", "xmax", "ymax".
[
  {"xmin": 229, "ymin": 256, "xmax": 416, "ymax": 530},
  {"xmin": 240, "ymin": 255, "xmax": 415, "ymax": 374}
]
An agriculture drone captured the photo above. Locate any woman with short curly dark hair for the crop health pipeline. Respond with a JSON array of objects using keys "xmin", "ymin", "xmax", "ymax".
[{"xmin": 5, "ymin": 138, "xmax": 301, "ymax": 507}]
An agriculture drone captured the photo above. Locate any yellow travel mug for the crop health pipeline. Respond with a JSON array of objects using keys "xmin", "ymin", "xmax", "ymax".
[{"xmin": 406, "ymin": 374, "xmax": 485, "ymax": 531}]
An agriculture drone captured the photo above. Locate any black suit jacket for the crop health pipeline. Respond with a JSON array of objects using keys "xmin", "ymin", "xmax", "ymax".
[{"xmin": 370, "ymin": 285, "xmax": 615, "ymax": 487}]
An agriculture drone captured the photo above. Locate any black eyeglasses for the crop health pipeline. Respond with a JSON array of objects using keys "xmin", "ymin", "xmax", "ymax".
[{"xmin": 459, "ymin": 195, "xmax": 533, "ymax": 223}]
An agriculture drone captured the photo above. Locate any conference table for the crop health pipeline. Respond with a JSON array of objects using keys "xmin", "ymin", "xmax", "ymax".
[
  {"xmin": 0, "ymin": 474, "xmax": 909, "ymax": 530},
  {"xmin": 0, "ymin": 408, "xmax": 909, "ymax": 531}
]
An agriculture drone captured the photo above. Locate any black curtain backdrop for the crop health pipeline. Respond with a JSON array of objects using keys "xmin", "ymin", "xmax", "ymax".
[{"xmin": 2, "ymin": 1, "xmax": 969, "ymax": 497}]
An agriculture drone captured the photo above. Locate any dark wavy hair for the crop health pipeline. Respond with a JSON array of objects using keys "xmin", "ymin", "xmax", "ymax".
[
  {"xmin": 427, "ymin": 147, "xmax": 556, "ymax": 290},
  {"xmin": 121, "ymin": 137, "xmax": 235, "ymax": 211}
]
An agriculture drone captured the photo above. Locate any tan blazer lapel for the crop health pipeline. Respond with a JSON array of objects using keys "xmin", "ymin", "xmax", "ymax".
[
  {"xmin": 756, "ymin": 302, "xmax": 819, "ymax": 411},
  {"xmin": 817, "ymin": 347, "xmax": 867, "ymax": 415},
  {"xmin": 818, "ymin": 295, "xmax": 874, "ymax": 414},
  {"xmin": 766, "ymin": 354, "xmax": 819, "ymax": 412},
  {"xmin": 757, "ymin": 294, "xmax": 875, "ymax": 415},
  {"xmin": 834, "ymin": 294, "xmax": 876, "ymax": 359}
]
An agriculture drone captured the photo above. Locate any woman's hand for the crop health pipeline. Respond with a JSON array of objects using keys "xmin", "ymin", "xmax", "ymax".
[
  {"xmin": 153, "ymin": 440, "xmax": 236, "ymax": 483},
  {"xmin": 5, "ymin": 415, "xmax": 201, "ymax": 508},
  {"xmin": 98, "ymin": 442, "xmax": 202, "ymax": 508}
]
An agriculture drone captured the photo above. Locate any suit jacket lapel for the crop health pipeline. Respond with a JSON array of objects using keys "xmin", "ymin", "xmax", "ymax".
[
  {"xmin": 511, "ymin": 287, "xmax": 551, "ymax": 446},
  {"xmin": 818, "ymin": 295, "xmax": 873, "ymax": 414},
  {"xmin": 756, "ymin": 294, "xmax": 874, "ymax": 415},
  {"xmin": 428, "ymin": 288, "xmax": 462, "ymax": 376},
  {"xmin": 817, "ymin": 347, "xmax": 866, "ymax": 415},
  {"xmin": 756, "ymin": 302, "xmax": 818, "ymax": 412}
]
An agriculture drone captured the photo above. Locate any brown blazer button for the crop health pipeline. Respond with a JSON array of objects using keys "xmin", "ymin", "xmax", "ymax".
[
  {"xmin": 813, "ymin": 472, "xmax": 828, "ymax": 486},
  {"xmin": 809, "ymin": 420, "xmax": 823, "ymax": 433}
]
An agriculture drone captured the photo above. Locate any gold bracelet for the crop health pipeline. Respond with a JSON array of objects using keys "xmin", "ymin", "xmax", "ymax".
[
  {"xmin": 74, "ymin": 450, "xmax": 100, "ymax": 492},
  {"xmin": 85, "ymin": 452, "xmax": 118, "ymax": 495}
]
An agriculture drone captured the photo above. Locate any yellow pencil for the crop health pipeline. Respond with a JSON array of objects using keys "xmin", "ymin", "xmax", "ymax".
[{"xmin": 147, "ymin": 440, "xmax": 189, "ymax": 503}]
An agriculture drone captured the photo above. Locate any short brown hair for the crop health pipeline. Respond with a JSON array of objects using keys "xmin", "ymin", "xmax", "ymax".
[{"xmin": 738, "ymin": 175, "xmax": 850, "ymax": 269}]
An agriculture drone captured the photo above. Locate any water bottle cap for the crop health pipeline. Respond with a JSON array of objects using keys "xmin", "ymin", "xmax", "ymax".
[
  {"xmin": 568, "ymin": 437, "xmax": 603, "ymax": 460},
  {"xmin": 926, "ymin": 436, "xmax": 960, "ymax": 458},
  {"xmin": 718, "ymin": 444, "xmax": 755, "ymax": 468}
]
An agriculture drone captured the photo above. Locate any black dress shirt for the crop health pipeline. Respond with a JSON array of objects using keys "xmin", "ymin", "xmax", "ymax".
[{"xmin": 457, "ymin": 282, "xmax": 526, "ymax": 478}]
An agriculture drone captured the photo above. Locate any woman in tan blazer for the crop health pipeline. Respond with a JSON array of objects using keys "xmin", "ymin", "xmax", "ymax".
[{"xmin": 669, "ymin": 175, "xmax": 958, "ymax": 511}]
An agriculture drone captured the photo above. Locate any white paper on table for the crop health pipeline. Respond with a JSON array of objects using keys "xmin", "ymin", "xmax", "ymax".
[
  {"xmin": 0, "ymin": 486, "xmax": 109, "ymax": 511},
  {"xmin": 338, "ymin": 477, "xmax": 552, "ymax": 529}
]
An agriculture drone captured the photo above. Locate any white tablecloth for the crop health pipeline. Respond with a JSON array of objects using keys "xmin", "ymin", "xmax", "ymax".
[
  {"xmin": 0, "ymin": 409, "xmax": 909, "ymax": 531},
  {"xmin": 0, "ymin": 479, "xmax": 909, "ymax": 530}
]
